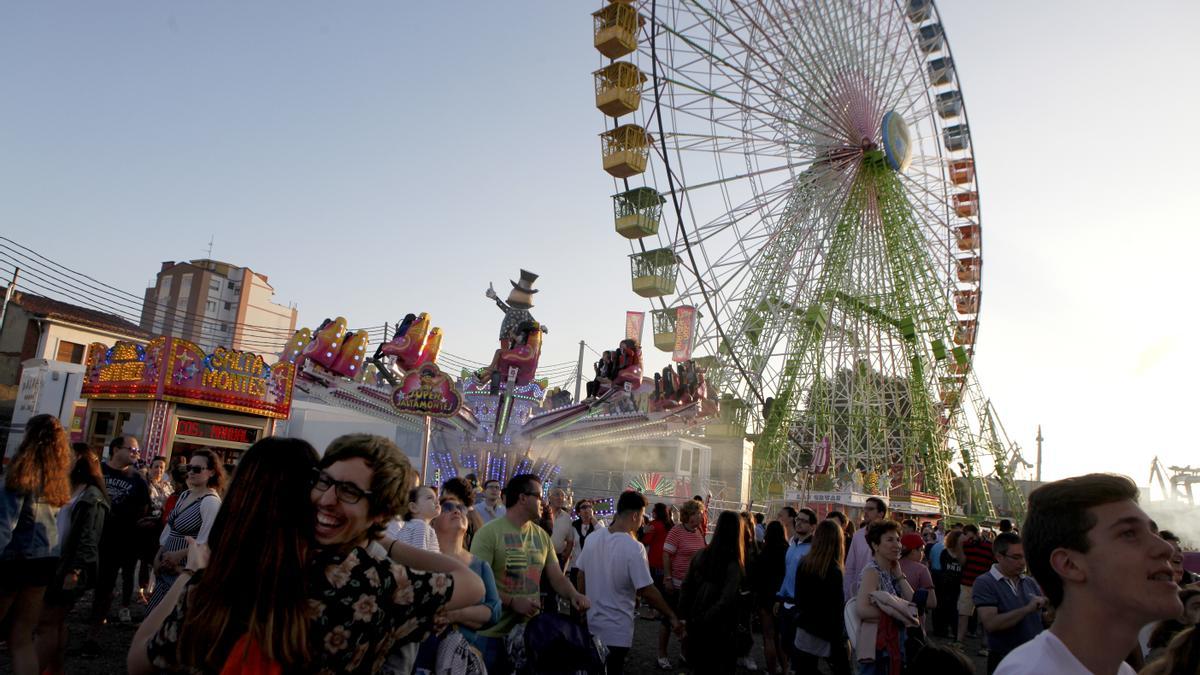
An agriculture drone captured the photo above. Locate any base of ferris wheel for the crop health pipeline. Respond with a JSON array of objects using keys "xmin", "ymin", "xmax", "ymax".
[{"xmin": 744, "ymin": 466, "xmax": 1025, "ymax": 523}]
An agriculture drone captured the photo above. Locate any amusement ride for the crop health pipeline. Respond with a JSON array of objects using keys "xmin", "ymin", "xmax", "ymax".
[{"xmin": 592, "ymin": 0, "xmax": 1030, "ymax": 516}]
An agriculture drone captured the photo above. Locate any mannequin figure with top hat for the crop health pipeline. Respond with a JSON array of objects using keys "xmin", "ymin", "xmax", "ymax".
[{"xmin": 485, "ymin": 269, "xmax": 548, "ymax": 348}]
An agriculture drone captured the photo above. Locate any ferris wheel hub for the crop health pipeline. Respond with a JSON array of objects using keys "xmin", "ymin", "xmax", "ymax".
[{"xmin": 881, "ymin": 110, "xmax": 914, "ymax": 173}]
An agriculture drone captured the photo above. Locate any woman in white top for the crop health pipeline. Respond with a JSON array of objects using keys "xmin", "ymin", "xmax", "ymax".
[{"xmin": 389, "ymin": 485, "xmax": 441, "ymax": 552}]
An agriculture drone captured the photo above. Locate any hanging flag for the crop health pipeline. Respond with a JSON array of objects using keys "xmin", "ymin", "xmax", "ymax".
[
  {"xmin": 625, "ymin": 311, "xmax": 645, "ymax": 344},
  {"xmin": 672, "ymin": 305, "xmax": 696, "ymax": 362},
  {"xmin": 810, "ymin": 436, "xmax": 831, "ymax": 474}
]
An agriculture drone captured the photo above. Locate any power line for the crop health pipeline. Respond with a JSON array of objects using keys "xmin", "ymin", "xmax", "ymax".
[
  {"xmin": 0, "ymin": 246, "xmax": 303, "ymax": 344},
  {"xmin": 0, "ymin": 241, "xmax": 384, "ymax": 352}
]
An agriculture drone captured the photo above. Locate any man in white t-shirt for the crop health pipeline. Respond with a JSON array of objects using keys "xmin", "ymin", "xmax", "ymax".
[
  {"xmin": 995, "ymin": 474, "xmax": 1182, "ymax": 675},
  {"xmin": 575, "ymin": 490, "xmax": 683, "ymax": 675}
]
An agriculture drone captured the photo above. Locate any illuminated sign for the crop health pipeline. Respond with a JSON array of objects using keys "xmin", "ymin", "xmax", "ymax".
[
  {"xmin": 175, "ymin": 418, "xmax": 260, "ymax": 445},
  {"xmin": 392, "ymin": 363, "xmax": 462, "ymax": 418},
  {"xmin": 82, "ymin": 337, "xmax": 295, "ymax": 419}
]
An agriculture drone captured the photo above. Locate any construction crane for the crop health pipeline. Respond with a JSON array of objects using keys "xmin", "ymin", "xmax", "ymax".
[{"xmin": 1149, "ymin": 457, "xmax": 1200, "ymax": 506}]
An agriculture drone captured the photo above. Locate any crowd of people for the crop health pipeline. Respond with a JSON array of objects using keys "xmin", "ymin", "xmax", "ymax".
[{"xmin": 1, "ymin": 413, "xmax": 1198, "ymax": 674}]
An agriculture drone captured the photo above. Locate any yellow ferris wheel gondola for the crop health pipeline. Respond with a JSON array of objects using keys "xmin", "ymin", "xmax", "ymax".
[
  {"xmin": 592, "ymin": 2, "xmax": 640, "ymax": 59},
  {"xmin": 593, "ymin": 61, "xmax": 646, "ymax": 117},
  {"xmin": 600, "ymin": 124, "xmax": 650, "ymax": 178}
]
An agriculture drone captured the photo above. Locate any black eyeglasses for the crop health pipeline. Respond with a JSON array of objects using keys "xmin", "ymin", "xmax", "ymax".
[
  {"xmin": 186, "ymin": 465, "xmax": 208, "ymax": 474},
  {"xmin": 523, "ymin": 491, "xmax": 543, "ymax": 501},
  {"xmin": 312, "ymin": 471, "xmax": 372, "ymax": 504}
]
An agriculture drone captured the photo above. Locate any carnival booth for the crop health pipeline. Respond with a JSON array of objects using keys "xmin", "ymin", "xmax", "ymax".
[{"xmin": 80, "ymin": 338, "xmax": 295, "ymax": 466}]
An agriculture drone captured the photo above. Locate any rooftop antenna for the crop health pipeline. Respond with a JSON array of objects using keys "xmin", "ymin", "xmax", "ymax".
[{"xmin": 205, "ymin": 235, "xmax": 214, "ymax": 261}]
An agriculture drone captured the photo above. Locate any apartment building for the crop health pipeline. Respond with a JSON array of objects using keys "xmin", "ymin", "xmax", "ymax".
[{"xmin": 139, "ymin": 259, "xmax": 297, "ymax": 353}]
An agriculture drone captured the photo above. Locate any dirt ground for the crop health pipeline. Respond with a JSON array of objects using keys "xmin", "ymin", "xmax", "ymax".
[{"xmin": 2, "ymin": 590, "xmax": 990, "ymax": 673}]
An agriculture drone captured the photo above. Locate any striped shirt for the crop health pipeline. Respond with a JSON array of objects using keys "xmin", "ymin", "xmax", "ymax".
[
  {"xmin": 961, "ymin": 538, "xmax": 994, "ymax": 586},
  {"xmin": 663, "ymin": 524, "xmax": 707, "ymax": 582}
]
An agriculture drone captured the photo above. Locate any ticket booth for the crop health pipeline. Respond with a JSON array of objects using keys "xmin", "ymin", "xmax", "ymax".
[{"xmin": 80, "ymin": 337, "xmax": 295, "ymax": 467}]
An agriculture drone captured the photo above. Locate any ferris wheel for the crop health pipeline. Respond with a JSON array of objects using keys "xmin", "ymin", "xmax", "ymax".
[{"xmin": 591, "ymin": 0, "xmax": 994, "ymax": 506}]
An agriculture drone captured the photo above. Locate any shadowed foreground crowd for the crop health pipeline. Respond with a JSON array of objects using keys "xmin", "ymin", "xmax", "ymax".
[{"xmin": 1, "ymin": 413, "xmax": 1198, "ymax": 674}]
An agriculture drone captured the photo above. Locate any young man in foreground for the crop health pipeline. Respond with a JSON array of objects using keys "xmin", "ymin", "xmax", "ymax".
[{"xmin": 995, "ymin": 473, "xmax": 1182, "ymax": 675}]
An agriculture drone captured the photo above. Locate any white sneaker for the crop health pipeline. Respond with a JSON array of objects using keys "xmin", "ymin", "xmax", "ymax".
[
  {"xmin": 741, "ymin": 657, "xmax": 759, "ymax": 671},
  {"xmin": 118, "ymin": 607, "xmax": 132, "ymax": 624},
  {"xmin": 657, "ymin": 657, "xmax": 673, "ymax": 670}
]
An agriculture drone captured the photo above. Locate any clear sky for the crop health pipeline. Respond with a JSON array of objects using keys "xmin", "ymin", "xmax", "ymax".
[{"xmin": 3, "ymin": 2, "xmax": 1196, "ymax": 486}]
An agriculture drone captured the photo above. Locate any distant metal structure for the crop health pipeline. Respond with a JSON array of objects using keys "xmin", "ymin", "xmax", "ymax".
[{"xmin": 1150, "ymin": 457, "xmax": 1200, "ymax": 506}]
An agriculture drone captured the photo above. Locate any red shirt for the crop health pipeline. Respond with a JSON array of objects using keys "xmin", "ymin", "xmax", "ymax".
[
  {"xmin": 663, "ymin": 524, "xmax": 707, "ymax": 581},
  {"xmin": 643, "ymin": 520, "xmax": 670, "ymax": 569},
  {"xmin": 961, "ymin": 538, "xmax": 994, "ymax": 586}
]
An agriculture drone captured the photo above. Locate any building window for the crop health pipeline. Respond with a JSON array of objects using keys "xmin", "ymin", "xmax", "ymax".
[
  {"xmin": 206, "ymin": 300, "xmax": 217, "ymax": 312},
  {"xmin": 55, "ymin": 340, "xmax": 86, "ymax": 364},
  {"xmin": 178, "ymin": 273, "xmax": 193, "ymax": 307},
  {"xmin": 224, "ymin": 301, "xmax": 232, "ymax": 310},
  {"xmin": 227, "ymin": 281, "xmax": 235, "ymax": 290},
  {"xmin": 219, "ymin": 323, "xmax": 228, "ymax": 332},
  {"xmin": 209, "ymin": 279, "xmax": 220, "ymax": 291}
]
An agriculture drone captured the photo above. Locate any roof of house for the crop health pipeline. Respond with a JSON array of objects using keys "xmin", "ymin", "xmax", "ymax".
[{"xmin": 3, "ymin": 287, "xmax": 152, "ymax": 340}]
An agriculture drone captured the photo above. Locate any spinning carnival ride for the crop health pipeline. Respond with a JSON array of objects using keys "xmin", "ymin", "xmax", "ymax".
[{"xmin": 592, "ymin": 0, "xmax": 1027, "ymax": 516}]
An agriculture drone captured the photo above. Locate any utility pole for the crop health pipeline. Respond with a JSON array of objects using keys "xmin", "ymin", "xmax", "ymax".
[
  {"xmin": 1035, "ymin": 425, "xmax": 1043, "ymax": 483},
  {"xmin": 574, "ymin": 340, "xmax": 585, "ymax": 403},
  {"xmin": 0, "ymin": 267, "xmax": 19, "ymax": 331}
]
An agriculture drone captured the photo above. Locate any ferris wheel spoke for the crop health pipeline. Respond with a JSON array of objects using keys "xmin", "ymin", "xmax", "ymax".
[{"xmin": 651, "ymin": 7, "xmax": 854, "ymax": 142}]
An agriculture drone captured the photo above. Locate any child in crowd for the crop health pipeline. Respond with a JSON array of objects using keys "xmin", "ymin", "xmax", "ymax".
[{"xmin": 390, "ymin": 485, "xmax": 442, "ymax": 553}]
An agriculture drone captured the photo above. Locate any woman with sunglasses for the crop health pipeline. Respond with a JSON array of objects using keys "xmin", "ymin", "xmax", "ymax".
[
  {"xmin": 412, "ymin": 495, "xmax": 502, "ymax": 671},
  {"xmin": 147, "ymin": 448, "xmax": 224, "ymax": 610}
]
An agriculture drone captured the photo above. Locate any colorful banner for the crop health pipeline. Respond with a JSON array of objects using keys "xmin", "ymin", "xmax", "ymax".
[
  {"xmin": 810, "ymin": 436, "xmax": 831, "ymax": 474},
  {"xmin": 624, "ymin": 311, "xmax": 645, "ymax": 345},
  {"xmin": 672, "ymin": 305, "xmax": 696, "ymax": 362},
  {"xmin": 81, "ymin": 337, "xmax": 296, "ymax": 419},
  {"xmin": 392, "ymin": 363, "xmax": 463, "ymax": 417}
]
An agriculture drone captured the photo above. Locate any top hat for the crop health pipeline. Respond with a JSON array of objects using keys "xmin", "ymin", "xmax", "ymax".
[{"xmin": 509, "ymin": 269, "xmax": 540, "ymax": 293}]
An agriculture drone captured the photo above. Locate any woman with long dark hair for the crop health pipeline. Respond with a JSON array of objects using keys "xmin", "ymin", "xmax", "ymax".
[
  {"xmin": 129, "ymin": 437, "xmax": 319, "ymax": 672},
  {"xmin": 680, "ymin": 510, "xmax": 747, "ymax": 675},
  {"xmin": 737, "ymin": 511, "xmax": 759, "ymax": 671},
  {"xmin": 0, "ymin": 414, "xmax": 72, "ymax": 675},
  {"xmin": 756, "ymin": 520, "xmax": 790, "ymax": 675},
  {"xmin": 36, "ymin": 448, "xmax": 110, "ymax": 675},
  {"xmin": 148, "ymin": 448, "xmax": 224, "ymax": 609},
  {"xmin": 793, "ymin": 519, "xmax": 851, "ymax": 675},
  {"xmin": 643, "ymin": 502, "xmax": 673, "ymax": 588}
]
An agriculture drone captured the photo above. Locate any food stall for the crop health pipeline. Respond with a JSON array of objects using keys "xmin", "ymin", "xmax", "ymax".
[{"xmin": 80, "ymin": 337, "xmax": 295, "ymax": 466}]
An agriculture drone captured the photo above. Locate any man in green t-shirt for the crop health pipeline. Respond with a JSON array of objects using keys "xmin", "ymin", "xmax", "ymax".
[{"xmin": 470, "ymin": 473, "xmax": 590, "ymax": 674}]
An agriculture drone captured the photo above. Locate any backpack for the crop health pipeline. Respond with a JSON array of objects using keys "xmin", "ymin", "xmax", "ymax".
[{"xmin": 507, "ymin": 612, "xmax": 608, "ymax": 675}]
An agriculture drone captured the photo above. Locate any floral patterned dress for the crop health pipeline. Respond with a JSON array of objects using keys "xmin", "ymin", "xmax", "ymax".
[
  {"xmin": 305, "ymin": 545, "xmax": 455, "ymax": 675},
  {"xmin": 146, "ymin": 545, "xmax": 455, "ymax": 674}
]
